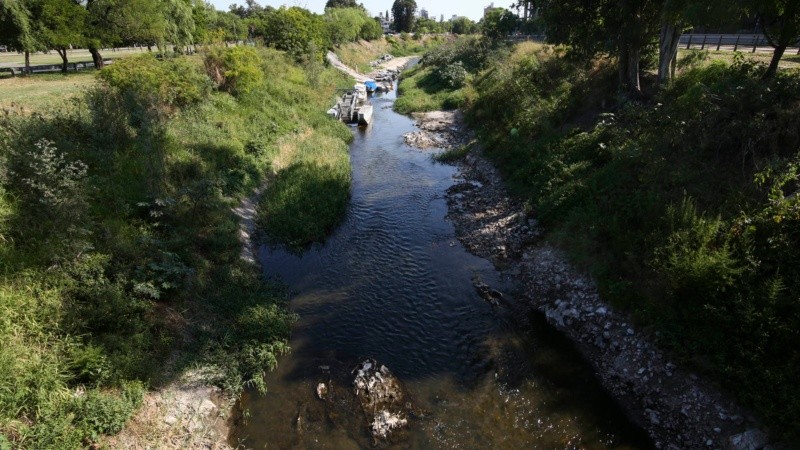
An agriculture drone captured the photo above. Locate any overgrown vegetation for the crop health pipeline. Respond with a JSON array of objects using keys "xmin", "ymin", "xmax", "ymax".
[
  {"xmin": 394, "ymin": 36, "xmax": 505, "ymax": 114},
  {"xmin": 0, "ymin": 46, "xmax": 353, "ymax": 447},
  {"xmin": 334, "ymin": 34, "xmax": 447, "ymax": 74},
  {"xmin": 404, "ymin": 39, "xmax": 800, "ymax": 441}
]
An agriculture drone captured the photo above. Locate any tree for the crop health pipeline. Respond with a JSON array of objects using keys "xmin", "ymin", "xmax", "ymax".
[
  {"xmin": 750, "ymin": 0, "xmax": 800, "ymax": 79},
  {"xmin": 541, "ymin": 0, "xmax": 661, "ymax": 94},
  {"xmin": 84, "ymin": 0, "xmax": 165, "ymax": 68},
  {"xmin": 253, "ymin": 7, "xmax": 328, "ymax": 60},
  {"xmin": 0, "ymin": 0, "xmax": 41, "ymax": 74},
  {"xmin": 391, "ymin": 0, "xmax": 416, "ymax": 32},
  {"xmin": 163, "ymin": 0, "xmax": 196, "ymax": 53},
  {"xmin": 325, "ymin": 0, "xmax": 358, "ymax": 9},
  {"xmin": 481, "ymin": 7, "xmax": 518, "ymax": 39},
  {"xmin": 31, "ymin": 0, "xmax": 87, "ymax": 73},
  {"xmin": 325, "ymin": 7, "xmax": 364, "ymax": 45},
  {"xmin": 229, "ymin": 0, "xmax": 264, "ymax": 19},
  {"xmin": 658, "ymin": 0, "xmax": 745, "ymax": 85},
  {"xmin": 451, "ymin": 16, "xmax": 477, "ymax": 35}
]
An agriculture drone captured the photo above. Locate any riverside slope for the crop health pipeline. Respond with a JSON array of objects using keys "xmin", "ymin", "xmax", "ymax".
[{"xmin": 404, "ymin": 110, "xmax": 775, "ymax": 450}]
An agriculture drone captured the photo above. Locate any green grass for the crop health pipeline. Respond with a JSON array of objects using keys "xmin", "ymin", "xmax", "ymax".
[
  {"xmin": 0, "ymin": 47, "xmax": 149, "ymax": 67},
  {"xmin": 0, "ymin": 47, "xmax": 354, "ymax": 448},
  {"xmin": 395, "ymin": 64, "xmax": 469, "ymax": 114},
  {"xmin": 0, "ymin": 72, "xmax": 96, "ymax": 113},
  {"xmin": 677, "ymin": 48, "xmax": 800, "ymax": 70},
  {"xmin": 434, "ymin": 142, "xmax": 473, "ymax": 163}
]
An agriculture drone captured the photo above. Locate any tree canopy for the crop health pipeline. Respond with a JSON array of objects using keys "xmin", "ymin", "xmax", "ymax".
[
  {"xmin": 391, "ymin": 0, "xmax": 416, "ymax": 33},
  {"xmin": 325, "ymin": 0, "xmax": 360, "ymax": 9},
  {"xmin": 481, "ymin": 7, "xmax": 518, "ymax": 39}
]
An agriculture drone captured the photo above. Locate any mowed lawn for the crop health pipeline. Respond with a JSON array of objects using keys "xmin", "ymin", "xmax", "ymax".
[
  {"xmin": 0, "ymin": 47, "xmax": 149, "ymax": 67},
  {"xmin": 0, "ymin": 72, "xmax": 97, "ymax": 112}
]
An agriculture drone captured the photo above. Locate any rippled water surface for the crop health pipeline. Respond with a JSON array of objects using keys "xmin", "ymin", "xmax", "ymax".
[{"xmin": 230, "ymin": 89, "xmax": 653, "ymax": 449}]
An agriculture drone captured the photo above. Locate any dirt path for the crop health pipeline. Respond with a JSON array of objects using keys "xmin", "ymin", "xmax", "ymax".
[
  {"xmin": 405, "ymin": 111, "xmax": 773, "ymax": 450},
  {"xmin": 326, "ymin": 51, "xmax": 416, "ymax": 83}
]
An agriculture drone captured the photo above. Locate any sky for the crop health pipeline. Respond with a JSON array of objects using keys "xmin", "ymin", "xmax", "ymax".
[{"xmin": 208, "ymin": 0, "xmax": 495, "ymax": 22}]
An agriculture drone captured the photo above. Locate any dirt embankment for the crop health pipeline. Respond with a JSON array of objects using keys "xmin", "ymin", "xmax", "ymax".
[
  {"xmin": 406, "ymin": 111, "xmax": 775, "ymax": 450},
  {"xmin": 326, "ymin": 51, "xmax": 416, "ymax": 83}
]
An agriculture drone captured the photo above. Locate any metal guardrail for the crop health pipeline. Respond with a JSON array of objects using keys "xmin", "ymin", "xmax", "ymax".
[
  {"xmin": 0, "ymin": 60, "xmax": 113, "ymax": 76},
  {"xmin": 507, "ymin": 34, "xmax": 800, "ymax": 55},
  {"xmin": 679, "ymin": 34, "xmax": 799, "ymax": 53}
]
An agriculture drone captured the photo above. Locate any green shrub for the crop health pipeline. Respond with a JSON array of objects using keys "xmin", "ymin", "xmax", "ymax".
[
  {"xmin": 204, "ymin": 46, "xmax": 264, "ymax": 97},
  {"xmin": 73, "ymin": 381, "xmax": 145, "ymax": 440},
  {"xmin": 259, "ymin": 161, "xmax": 350, "ymax": 247},
  {"xmin": 99, "ymin": 54, "xmax": 211, "ymax": 119},
  {"xmin": 435, "ymin": 62, "xmax": 468, "ymax": 88}
]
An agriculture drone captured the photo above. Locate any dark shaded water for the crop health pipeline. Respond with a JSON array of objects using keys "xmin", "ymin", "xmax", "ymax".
[{"xmin": 230, "ymin": 89, "xmax": 653, "ymax": 449}]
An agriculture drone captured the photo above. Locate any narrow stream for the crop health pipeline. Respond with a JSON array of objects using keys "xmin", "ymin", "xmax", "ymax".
[{"xmin": 229, "ymin": 88, "xmax": 653, "ymax": 449}]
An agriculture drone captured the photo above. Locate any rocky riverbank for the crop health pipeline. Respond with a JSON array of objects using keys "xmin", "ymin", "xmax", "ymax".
[{"xmin": 405, "ymin": 110, "xmax": 776, "ymax": 450}]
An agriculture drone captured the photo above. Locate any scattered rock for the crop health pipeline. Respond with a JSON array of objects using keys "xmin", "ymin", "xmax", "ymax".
[
  {"xmin": 441, "ymin": 131, "xmax": 770, "ymax": 448},
  {"xmin": 404, "ymin": 111, "xmax": 470, "ymax": 151},
  {"xmin": 728, "ymin": 429, "xmax": 768, "ymax": 450}
]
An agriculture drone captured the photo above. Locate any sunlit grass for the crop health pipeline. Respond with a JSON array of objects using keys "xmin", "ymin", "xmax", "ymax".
[{"xmin": 0, "ymin": 72, "xmax": 96, "ymax": 113}]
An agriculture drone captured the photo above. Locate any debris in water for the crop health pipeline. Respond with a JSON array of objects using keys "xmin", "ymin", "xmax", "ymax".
[
  {"xmin": 316, "ymin": 383, "xmax": 328, "ymax": 400},
  {"xmin": 352, "ymin": 359, "xmax": 409, "ymax": 440}
]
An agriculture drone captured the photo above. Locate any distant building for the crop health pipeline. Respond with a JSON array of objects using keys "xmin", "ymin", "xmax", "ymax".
[
  {"xmin": 378, "ymin": 12, "xmax": 393, "ymax": 33},
  {"xmin": 484, "ymin": 2, "xmax": 495, "ymax": 18},
  {"xmin": 419, "ymin": 8, "xmax": 429, "ymax": 19}
]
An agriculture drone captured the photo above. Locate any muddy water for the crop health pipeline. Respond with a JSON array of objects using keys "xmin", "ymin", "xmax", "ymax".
[{"xmin": 229, "ymin": 89, "xmax": 653, "ymax": 449}]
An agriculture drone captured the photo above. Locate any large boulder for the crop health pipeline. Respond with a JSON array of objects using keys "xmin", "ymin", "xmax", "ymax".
[{"xmin": 352, "ymin": 359, "xmax": 408, "ymax": 440}]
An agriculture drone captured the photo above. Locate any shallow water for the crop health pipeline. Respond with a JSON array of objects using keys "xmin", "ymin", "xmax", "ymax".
[{"xmin": 229, "ymin": 88, "xmax": 653, "ymax": 450}]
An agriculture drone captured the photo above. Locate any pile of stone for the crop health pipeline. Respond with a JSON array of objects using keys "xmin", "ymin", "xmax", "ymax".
[
  {"xmin": 370, "ymin": 54, "xmax": 394, "ymax": 67},
  {"xmin": 351, "ymin": 359, "xmax": 409, "ymax": 440}
]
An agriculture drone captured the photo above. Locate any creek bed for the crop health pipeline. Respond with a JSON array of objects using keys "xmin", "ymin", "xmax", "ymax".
[{"xmin": 229, "ymin": 88, "xmax": 653, "ymax": 449}]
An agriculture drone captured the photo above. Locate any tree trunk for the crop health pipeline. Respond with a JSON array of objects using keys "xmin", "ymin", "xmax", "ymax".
[
  {"xmin": 57, "ymin": 48, "xmax": 69, "ymax": 73},
  {"xmin": 89, "ymin": 47, "xmax": 104, "ymax": 69},
  {"xmin": 627, "ymin": 48, "xmax": 641, "ymax": 93},
  {"xmin": 658, "ymin": 22, "xmax": 682, "ymax": 84},
  {"xmin": 618, "ymin": 47, "xmax": 630, "ymax": 90},
  {"xmin": 763, "ymin": 44, "xmax": 787, "ymax": 79},
  {"xmin": 670, "ymin": 50, "xmax": 677, "ymax": 79},
  {"xmin": 24, "ymin": 51, "xmax": 31, "ymax": 76}
]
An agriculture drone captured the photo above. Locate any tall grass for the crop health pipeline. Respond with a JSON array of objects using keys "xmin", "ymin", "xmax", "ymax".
[{"xmin": 0, "ymin": 47, "xmax": 353, "ymax": 448}]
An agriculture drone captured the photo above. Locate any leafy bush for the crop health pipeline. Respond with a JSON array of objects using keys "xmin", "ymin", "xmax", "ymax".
[
  {"xmin": 99, "ymin": 54, "xmax": 211, "ymax": 121},
  {"xmin": 422, "ymin": 36, "xmax": 498, "ymax": 73},
  {"xmin": 435, "ymin": 62, "xmax": 468, "ymax": 88},
  {"xmin": 204, "ymin": 46, "xmax": 265, "ymax": 97},
  {"xmin": 73, "ymin": 382, "xmax": 145, "ymax": 440},
  {"xmin": 259, "ymin": 160, "xmax": 350, "ymax": 247}
]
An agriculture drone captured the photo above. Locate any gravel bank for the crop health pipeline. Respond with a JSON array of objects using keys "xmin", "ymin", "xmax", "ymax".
[{"xmin": 405, "ymin": 110, "xmax": 775, "ymax": 450}]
